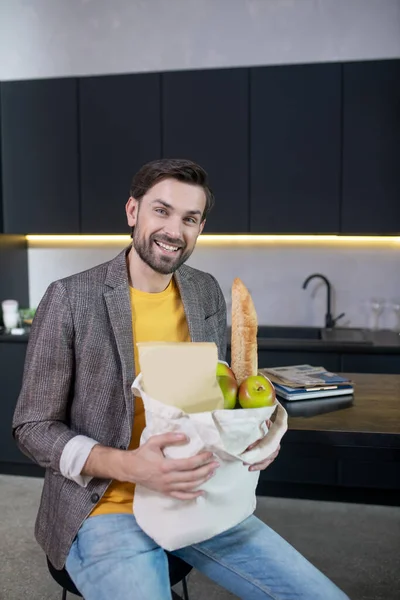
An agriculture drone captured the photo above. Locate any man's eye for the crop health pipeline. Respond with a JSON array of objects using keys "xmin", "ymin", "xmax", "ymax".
[
  {"xmin": 155, "ymin": 208, "xmax": 167, "ymax": 215},
  {"xmin": 185, "ymin": 217, "xmax": 197, "ymax": 224}
]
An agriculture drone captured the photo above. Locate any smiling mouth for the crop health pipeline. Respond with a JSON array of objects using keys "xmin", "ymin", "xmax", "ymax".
[{"xmin": 154, "ymin": 240, "xmax": 182, "ymax": 253}]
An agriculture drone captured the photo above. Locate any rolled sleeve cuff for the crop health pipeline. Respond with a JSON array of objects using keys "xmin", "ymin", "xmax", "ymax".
[{"xmin": 59, "ymin": 435, "xmax": 99, "ymax": 487}]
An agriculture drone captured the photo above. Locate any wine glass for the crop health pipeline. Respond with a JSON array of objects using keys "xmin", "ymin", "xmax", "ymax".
[
  {"xmin": 369, "ymin": 298, "xmax": 385, "ymax": 330},
  {"xmin": 389, "ymin": 300, "xmax": 400, "ymax": 332}
]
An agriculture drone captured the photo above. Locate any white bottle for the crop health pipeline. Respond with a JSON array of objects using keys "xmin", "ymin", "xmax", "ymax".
[{"xmin": 2, "ymin": 299, "xmax": 20, "ymax": 331}]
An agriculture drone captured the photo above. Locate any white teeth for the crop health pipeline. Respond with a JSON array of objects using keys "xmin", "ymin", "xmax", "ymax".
[{"xmin": 156, "ymin": 241, "xmax": 179, "ymax": 252}]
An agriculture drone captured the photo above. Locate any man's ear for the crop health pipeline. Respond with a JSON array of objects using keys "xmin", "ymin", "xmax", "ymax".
[
  {"xmin": 199, "ymin": 219, "xmax": 206, "ymax": 235},
  {"xmin": 126, "ymin": 197, "xmax": 139, "ymax": 227}
]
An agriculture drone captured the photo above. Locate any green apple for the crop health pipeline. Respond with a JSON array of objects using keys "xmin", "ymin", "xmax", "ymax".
[
  {"xmin": 238, "ymin": 375, "xmax": 276, "ymax": 409},
  {"xmin": 216, "ymin": 362, "xmax": 236, "ymax": 380},
  {"xmin": 217, "ymin": 375, "xmax": 238, "ymax": 409}
]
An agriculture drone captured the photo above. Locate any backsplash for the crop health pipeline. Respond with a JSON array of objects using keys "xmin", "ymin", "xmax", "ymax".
[{"xmin": 27, "ymin": 241, "xmax": 400, "ymax": 330}]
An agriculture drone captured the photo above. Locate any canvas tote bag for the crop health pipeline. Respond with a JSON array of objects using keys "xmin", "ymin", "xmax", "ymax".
[{"xmin": 131, "ymin": 342, "xmax": 288, "ymax": 551}]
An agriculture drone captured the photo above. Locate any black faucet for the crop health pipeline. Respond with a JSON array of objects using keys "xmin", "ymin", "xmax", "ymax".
[{"xmin": 302, "ymin": 273, "xmax": 345, "ymax": 329}]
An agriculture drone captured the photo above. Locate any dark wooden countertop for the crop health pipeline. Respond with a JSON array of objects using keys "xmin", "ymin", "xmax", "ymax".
[
  {"xmin": 4, "ymin": 327, "xmax": 400, "ymax": 353},
  {"xmin": 280, "ymin": 373, "xmax": 400, "ymax": 449},
  {"xmin": 287, "ymin": 373, "xmax": 400, "ymax": 434}
]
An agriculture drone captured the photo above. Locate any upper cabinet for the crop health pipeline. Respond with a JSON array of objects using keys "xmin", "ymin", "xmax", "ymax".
[
  {"xmin": 162, "ymin": 69, "xmax": 249, "ymax": 233},
  {"xmin": 1, "ymin": 60, "xmax": 398, "ymax": 236},
  {"xmin": 341, "ymin": 60, "xmax": 400, "ymax": 234},
  {"xmin": 79, "ymin": 74, "xmax": 162, "ymax": 233},
  {"xmin": 250, "ymin": 64, "xmax": 341, "ymax": 234},
  {"xmin": 0, "ymin": 86, "xmax": 3, "ymax": 233},
  {"xmin": 1, "ymin": 78, "xmax": 80, "ymax": 234}
]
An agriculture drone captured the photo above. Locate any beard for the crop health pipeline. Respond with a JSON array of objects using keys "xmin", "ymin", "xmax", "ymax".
[{"xmin": 132, "ymin": 225, "xmax": 195, "ymax": 275}]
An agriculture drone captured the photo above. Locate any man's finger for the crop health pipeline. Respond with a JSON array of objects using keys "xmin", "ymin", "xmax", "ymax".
[
  {"xmin": 148, "ymin": 432, "xmax": 189, "ymax": 449},
  {"xmin": 249, "ymin": 452, "xmax": 280, "ymax": 471},
  {"xmin": 164, "ymin": 452, "xmax": 215, "ymax": 472},
  {"xmin": 171, "ymin": 472, "xmax": 215, "ymax": 491},
  {"xmin": 245, "ymin": 421, "xmax": 274, "ymax": 452},
  {"xmin": 165, "ymin": 462, "xmax": 219, "ymax": 483},
  {"xmin": 248, "ymin": 459, "xmax": 273, "ymax": 471},
  {"xmin": 245, "ymin": 445, "xmax": 281, "ymax": 471},
  {"xmin": 245, "ymin": 439, "xmax": 261, "ymax": 452}
]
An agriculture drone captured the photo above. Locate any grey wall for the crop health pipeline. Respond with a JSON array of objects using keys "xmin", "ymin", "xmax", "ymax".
[
  {"xmin": 1, "ymin": 0, "xmax": 399, "ymax": 81},
  {"xmin": 28, "ymin": 241, "xmax": 400, "ymax": 329}
]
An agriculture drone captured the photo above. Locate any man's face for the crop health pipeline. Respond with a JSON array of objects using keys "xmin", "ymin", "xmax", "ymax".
[{"xmin": 126, "ymin": 178, "xmax": 207, "ymax": 275}]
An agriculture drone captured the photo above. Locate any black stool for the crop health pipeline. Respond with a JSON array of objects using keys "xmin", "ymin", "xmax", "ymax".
[{"xmin": 47, "ymin": 554, "xmax": 191, "ymax": 599}]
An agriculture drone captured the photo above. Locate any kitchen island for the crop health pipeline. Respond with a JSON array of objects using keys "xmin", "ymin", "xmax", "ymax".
[
  {"xmin": 1, "ymin": 354, "xmax": 399, "ymax": 506},
  {"xmin": 257, "ymin": 373, "xmax": 400, "ymax": 505}
]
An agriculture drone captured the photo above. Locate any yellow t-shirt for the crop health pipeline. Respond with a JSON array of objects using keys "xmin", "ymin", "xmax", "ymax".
[{"xmin": 90, "ymin": 277, "xmax": 190, "ymax": 517}]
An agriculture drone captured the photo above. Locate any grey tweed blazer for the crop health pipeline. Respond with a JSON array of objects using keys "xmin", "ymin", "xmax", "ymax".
[{"xmin": 12, "ymin": 246, "xmax": 227, "ymax": 569}]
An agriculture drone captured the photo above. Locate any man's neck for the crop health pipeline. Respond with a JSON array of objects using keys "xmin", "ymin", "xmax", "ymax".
[{"xmin": 127, "ymin": 247, "xmax": 173, "ymax": 293}]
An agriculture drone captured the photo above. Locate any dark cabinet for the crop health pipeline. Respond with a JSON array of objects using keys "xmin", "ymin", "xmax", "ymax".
[
  {"xmin": 79, "ymin": 74, "xmax": 162, "ymax": 233},
  {"xmin": 259, "ymin": 442, "xmax": 400, "ymax": 496},
  {"xmin": 257, "ymin": 350, "xmax": 341, "ymax": 373},
  {"xmin": 342, "ymin": 60, "xmax": 400, "ymax": 234},
  {"xmin": 339, "ymin": 457, "xmax": 400, "ymax": 489},
  {"xmin": 255, "ymin": 349, "xmax": 399, "ymax": 375},
  {"xmin": 250, "ymin": 64, "xmax": 341, "ymax": 233},
  {"xmin": 1, "ymin": 78, "xmax": 80, "ymax": 234},
  {"xmin": 162, "ymin": 69, "xmax": 249, "ymax": 233},
  {"xmin": 226, "ymin": 348, "xmax": 341, "ymax": 373},
  {"xmin": 0, "ymin": 342, "xmax": 30, "ymax": 465},
  {"xmin": 261, "ymin": 444, "xmax": 338, "ymax": 486},
  {"xmin": 0, "ymin": 86, "xmax": 3, "ymax": 233},
  {"xmin": 0, "ymin": 236, "xmax": 29, "ymax": 318},
  {"xmin": 1, "ymin": 60, "xmax": 399, "ymax": 236},
  {"xmin": 341, "ymin": 353, "xmax": 400, "ymax": 375}
]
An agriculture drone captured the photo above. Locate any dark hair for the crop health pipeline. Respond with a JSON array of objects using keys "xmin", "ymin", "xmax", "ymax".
[{"xmin": 129, "ymin": 158, "xmax": 215, "ymax": 222}]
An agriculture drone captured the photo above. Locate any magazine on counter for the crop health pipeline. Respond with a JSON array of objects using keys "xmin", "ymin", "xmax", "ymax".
[{"xmin": 259, "ymin": 364, "xmax": 354, "ymax": 402}]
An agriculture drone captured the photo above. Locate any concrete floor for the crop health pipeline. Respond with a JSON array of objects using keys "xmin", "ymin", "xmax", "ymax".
[{"xmin": 0, "ymin": 474, "xmax": 399, "ymax": 600}]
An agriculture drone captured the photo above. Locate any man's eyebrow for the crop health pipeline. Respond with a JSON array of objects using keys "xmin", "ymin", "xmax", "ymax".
[
  {"xmin": 151, "ymin": 199, "xmax": 172, "ymax": 209},
  {"xmin": 151, "ymin": 199, "xmax": 202, "ymax": 217}
]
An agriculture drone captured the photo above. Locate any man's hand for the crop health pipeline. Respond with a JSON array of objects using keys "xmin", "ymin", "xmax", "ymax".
[
  {"xmin": 243, "ymin": 419, "xmax": 281, "ymax": 472},
  {"xmin": 244, "ymin": 444, "xmax": 280, "ymax": 472},
  {"xmin": 119, "ymin": 433, "xmax": 219, "ymax": 500}
]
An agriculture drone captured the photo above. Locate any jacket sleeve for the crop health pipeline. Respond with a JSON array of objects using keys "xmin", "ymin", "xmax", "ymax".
[
  {"xmin": 12, "ymin": 280, "xmax": 82, "ymax": 472},
  {"xmin": 59, "ymin": 435, "xmax": 98, "ymax": 487}
]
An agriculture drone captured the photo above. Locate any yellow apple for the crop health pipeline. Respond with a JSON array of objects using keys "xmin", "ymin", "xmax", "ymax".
[
  {"xmin": 217, "ymin": 375, "xmax": 238, "ymax": 409},
  {"xmin": 216, "ymin": 362, "xmax": 236, "ymax": 380},
  {"xmin": 238, "ymin": 375, "xmax": 276, "ymax": 409}
]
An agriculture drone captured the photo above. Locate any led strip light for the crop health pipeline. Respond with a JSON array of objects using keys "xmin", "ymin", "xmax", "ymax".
[{"xmin": 26, "ymin": 234, "xmax": 400, "ymax": 247}]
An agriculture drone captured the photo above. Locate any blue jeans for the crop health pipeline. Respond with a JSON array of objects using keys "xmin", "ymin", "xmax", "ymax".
[{"xmin": 66, "ymin": 513, "xmax": 349, "ymax": 600}]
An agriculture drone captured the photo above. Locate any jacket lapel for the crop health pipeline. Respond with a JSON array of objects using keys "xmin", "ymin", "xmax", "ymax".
[
  {"xmin": 104, "ymin": 247, "xmax": 135, "ymax": 423},
  {"xmin": 102, "ymin": 252, "xmax": 207, "ymax": 422},
  {"xmin": 175, "ymin": 265, "xmax": 206, "ymax": 342}
]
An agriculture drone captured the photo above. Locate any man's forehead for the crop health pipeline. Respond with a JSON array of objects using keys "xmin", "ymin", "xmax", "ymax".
[{"xmin": 144, "ymin": 179, "xmax": 206, "ymax": 210}]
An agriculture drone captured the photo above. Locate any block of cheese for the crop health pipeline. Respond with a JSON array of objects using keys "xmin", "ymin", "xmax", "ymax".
[{"xmin": 136, "ymin": 341, "xmax": 224, "ymax": 413}]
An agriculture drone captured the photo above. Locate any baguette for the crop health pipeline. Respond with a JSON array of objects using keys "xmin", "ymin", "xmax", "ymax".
[{"xmin": 230, "ymin": 278, "xmax": 258, "ymax": 385}]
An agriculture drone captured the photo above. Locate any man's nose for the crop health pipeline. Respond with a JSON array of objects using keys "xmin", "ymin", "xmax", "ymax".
[{"xmin": 163, "ymin": 216, "xmax": 184, "ymax": 240}]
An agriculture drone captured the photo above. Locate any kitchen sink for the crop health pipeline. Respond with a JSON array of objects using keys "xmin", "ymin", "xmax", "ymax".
[
  {"xmin": 256, "ymin": 326, "xmax": 322, "ymax": 340},
  {"xmin": 320, "ymin": 328, "xmax": 373, "ymax": 344}
]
